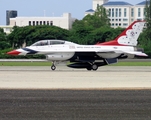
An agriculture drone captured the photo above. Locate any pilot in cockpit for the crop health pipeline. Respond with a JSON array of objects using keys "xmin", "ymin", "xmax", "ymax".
[{"xmin": 40, "ymin": 41, "xmax": 48, "ymax": 46}]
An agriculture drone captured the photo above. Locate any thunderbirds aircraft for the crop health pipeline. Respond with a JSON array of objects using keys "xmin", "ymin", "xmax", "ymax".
[{"xmin": 7, "ymin": 21, "xmax": 147, "ymax": 71}]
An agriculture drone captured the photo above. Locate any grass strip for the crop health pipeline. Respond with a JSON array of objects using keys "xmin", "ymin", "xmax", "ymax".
[
  {"xmin": 0, "ymin": 61, "xmax": 52, "ymax": 66},
  {"xmin": 0, "ymin": 61, "xmax": 151, "ymax": 66}
]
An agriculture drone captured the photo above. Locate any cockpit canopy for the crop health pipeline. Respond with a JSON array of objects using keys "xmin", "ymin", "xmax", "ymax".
[{"xmin": 31, "ymin": 40, "xmax": 65, "ymax": 46}]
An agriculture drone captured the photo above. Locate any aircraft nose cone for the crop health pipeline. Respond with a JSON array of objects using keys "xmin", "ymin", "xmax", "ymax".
[{"xmin": 7, "ymin": 50, "xmax": 21, "ymax": 55}]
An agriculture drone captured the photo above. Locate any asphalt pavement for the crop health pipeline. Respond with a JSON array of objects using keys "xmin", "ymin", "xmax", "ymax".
[{"xmin": 0, "ymin": 89, "xmax": 151, "ymax": 120}]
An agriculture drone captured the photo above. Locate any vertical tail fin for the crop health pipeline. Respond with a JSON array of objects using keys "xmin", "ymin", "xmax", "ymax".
[{"xmin": 97, "ymin": 21, "xmax": 145, "ymax": 46}]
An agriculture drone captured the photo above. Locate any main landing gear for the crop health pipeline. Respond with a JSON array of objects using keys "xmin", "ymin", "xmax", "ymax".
[{"xmin": 86, "ymin": 63, "xmax": 98, "ymax": 71}]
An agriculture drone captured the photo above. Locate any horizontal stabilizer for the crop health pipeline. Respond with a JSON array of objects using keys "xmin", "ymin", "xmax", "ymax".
[{"xmin": 125, "ymin": 51, "xmax": 148, "ymax": 57}]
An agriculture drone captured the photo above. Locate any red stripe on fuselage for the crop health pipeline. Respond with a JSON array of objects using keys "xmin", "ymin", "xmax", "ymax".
[{"xmin": 7, "ymin": 50, "xmax": 21, "ymax": 56}]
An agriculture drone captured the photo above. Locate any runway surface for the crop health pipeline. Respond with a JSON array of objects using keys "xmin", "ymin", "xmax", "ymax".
[
  {"xmin": 0, "ymin": 66, "xmax": 151, "ymax": 89},
  {"xmin": 0, "ymin": 66, "xmax": 151, "ymax": 119}
]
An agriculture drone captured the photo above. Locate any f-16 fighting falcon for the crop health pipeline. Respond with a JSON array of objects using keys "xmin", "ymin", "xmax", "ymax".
[{"xmin": 7, "ymin": 21, "xmax": 147, "ymax": 71}]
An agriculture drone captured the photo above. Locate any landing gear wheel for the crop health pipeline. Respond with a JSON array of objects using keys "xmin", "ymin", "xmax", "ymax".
[
  {"xmin": 51, "ymin": 65, "xmax": 56, "ymax": 71},
  {"xmin": 92, "ymin": 64, "xmax": 98, "ymax": 71}
]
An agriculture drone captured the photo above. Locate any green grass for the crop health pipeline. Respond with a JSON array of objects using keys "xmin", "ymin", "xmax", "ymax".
[
  {"xmin": 0, "ymin": 61, "xmax": 52, "ymax": 66},
  {"xmin": 0, "ymin": 61, "xmax": 151, "ymax": 66},
  {"xmin": 111, "ymin": 62, "xmax": 151, "ymax": 66}
]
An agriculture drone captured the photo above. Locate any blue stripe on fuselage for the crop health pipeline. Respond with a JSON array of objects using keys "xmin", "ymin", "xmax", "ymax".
[{"xmin": 22, "ymin": 48, "xmax": 38, "ymax": 54}]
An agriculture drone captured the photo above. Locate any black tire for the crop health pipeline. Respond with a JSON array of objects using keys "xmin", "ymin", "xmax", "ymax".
[
  {"xmin": 51, "ymin": 65, "xmax": 56, "ymax": 70},
  {"xmin": 92, "ymin": 64, "xmax": 98, "ymax": 71}
]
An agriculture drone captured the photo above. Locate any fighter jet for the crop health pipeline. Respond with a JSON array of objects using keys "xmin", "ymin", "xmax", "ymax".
[{"xmin": 7, "ymin": 21, "xmax": 147, "ymax": 71}]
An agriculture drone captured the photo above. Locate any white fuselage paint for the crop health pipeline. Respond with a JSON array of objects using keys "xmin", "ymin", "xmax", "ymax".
[{"xmin": 18, "ymin": 43, "xmax": 135, "ymax": 60}]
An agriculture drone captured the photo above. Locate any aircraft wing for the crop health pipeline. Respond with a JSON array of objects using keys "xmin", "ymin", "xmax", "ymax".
[
  {"xmin": 96, "ymin": 50, "xmax": 148, "ymax": 57},
  {"xmin": 96, "ymin": 50, "xmax": 121, "ymax": 53}
]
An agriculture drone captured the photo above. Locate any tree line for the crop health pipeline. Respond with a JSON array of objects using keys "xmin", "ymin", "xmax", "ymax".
[{"xmin": 0, "ymin": 5, "xmax": 151, "ymax": 58}]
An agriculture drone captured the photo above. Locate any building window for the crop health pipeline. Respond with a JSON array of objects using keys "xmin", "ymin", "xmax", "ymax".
[
  {"xmin": 29, "ymin": 21, "xmax": 31, "ymax": 26},
  {"xmin": 112, "ymin": 19, "xmax": 114, "ymax": 21},
  {"xmin": 138, "ymin": 8, "xmax": 141, "ymax": 17},
  {"xmin": 119, "ymin": 23, "xmax": 121, "ymax": 26},
  {"xmin": 124, "ymin": 8, "xmax": 127, "ymax": 17},
  {"xmin": 112, "ymin": 23, "xmax": 114, "ymax": 26},
  {"xmin": 144, "ymin": 8, "xmax": 146, "ymax": 17},
  {"xmin": 5, "ymin": 28, "xmax": 10, "ymax": 31},
  {"xmin": 109, "ymin": 9, "xmax": 111, "ymax": 17},
  {"xmin": 123, "ymin": 23, "xmax": 128, "ymax": 26},
  {"xmin": 116, "ymin": 8, "xmax": 118, "ymax": 17},
  {"xmin": 119, "ymin": 8, "xmax": 121, "ymax": 17},
  {"xmin": 43, "ymin": 21, "xmax": 46, "ymax": 25},
  {"xmin": 115, "ymin": 23, "xmax": 118, "ymax": 26},
  {"xmin": 116, "ymin": 19, "xmax": 118, "ymax": 21},
  {"xmin": 137, "ymin": 18, "xmax": 142, "ymax": 21},
  {"xmin": 119, "ymin": 19, "xmax": 121, "ymax": 21},
  {"xmin": 36, "ymin": 21, "xmax": 39, "ymax": 25},
  {"xmin": 47, "ymin": 21, "xmax": 49, "ymax": 25},
  {"xmin": 112, "ymin": 8, "xmax": 114, "ymax": 17},
  {"xmin": 123, "ymin": 19, "xmax": 128, "ymax": 21},
  {"xmin": 33, "ymin": 21, "xmax": 35, "ymax": 26},
  {"xmin": 131, "ymin": 8, "xmax": 134, "ymax": 17},
  {"xmin": 50, "ymin": 21, "xmax": 53, "ymax": 26},
  {"xmin": 40, "ymin": 21, "xmax": 42, "ymax": 25}
]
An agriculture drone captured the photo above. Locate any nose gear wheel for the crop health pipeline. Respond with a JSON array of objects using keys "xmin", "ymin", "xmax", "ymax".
[
  {"xmin": 51, "ymin": 65, "xmax": 56, "ymax": 70},
  {"xmin": 51, "ymin": 61, "xmax": 56, "ymax": 70}
]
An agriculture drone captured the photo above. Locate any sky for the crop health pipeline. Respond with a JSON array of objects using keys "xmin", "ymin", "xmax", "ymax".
[{"xmin": 0, "ymin": 0, "xmax": 145, "ymax": 25}]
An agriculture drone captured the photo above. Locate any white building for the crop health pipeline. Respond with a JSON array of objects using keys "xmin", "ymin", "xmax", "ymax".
[
  {"xmin": 103, "ymin": 1, "xmax": 134, "ymax": 28},
  {"xmin": 93, "ymin": 0, "xmax": 108, "ymax": 10},
  {"xmin": 135, "ymin": 1, "xmax": 147, "ymax": 21},
  {"xmin": 9, "ymin": 13, "xmax": 76, "ymax": 30},
  {"xmin": 0, "ymin": 0, "xmax": 148, "ymax": 34},
  {"xmin": 0, "ymin": 25, "xmax": 13, "ymax": 34},
  {"xmin": 85, "ymin": 9, "xmax": 95, "ymax": 16},
  {"xmin": 85, "ymin": 0, "xmax": 147, "ymax": 28}
]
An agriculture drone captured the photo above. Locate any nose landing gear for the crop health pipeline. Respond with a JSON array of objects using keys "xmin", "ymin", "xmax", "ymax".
[
  {"xmin": 51, "ymin": 65, "xmax": 56, "ymax": 70},
  {"xmin": 51, "ymin": 61, "xmax": 56, "ymax": 70}
]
